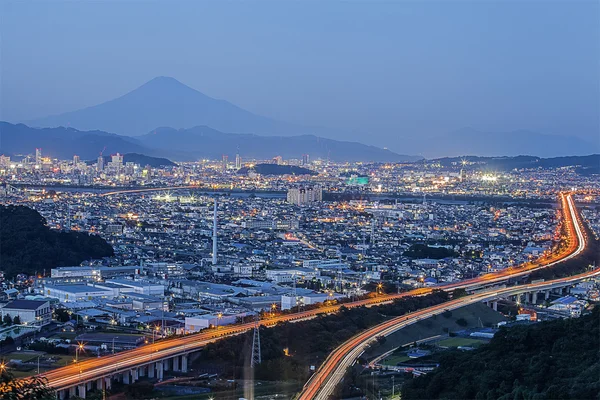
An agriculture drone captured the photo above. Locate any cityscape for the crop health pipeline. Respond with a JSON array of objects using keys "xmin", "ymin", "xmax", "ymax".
[{"xmin": 0, "ymin": 1, "xmax": 599, "ymax": 400}]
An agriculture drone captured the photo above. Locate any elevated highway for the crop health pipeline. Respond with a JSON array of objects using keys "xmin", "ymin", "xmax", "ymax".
[{"xmin": 297, "ymin": 268, "xmax": 600, "ymax": 400}]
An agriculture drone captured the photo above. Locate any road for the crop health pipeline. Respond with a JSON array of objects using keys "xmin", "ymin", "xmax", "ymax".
[
  {"xmin": 297, "ymin": 269, "xmax": 599, "ymax": 400},
  {"xmin": 38, "ymin": 193, "xmax": 586, "ymax": 391}
]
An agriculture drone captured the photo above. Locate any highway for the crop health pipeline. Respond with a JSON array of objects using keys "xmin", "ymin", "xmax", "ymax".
[
  {"xmin": 297, "ymin": 269, "xmax": 600, "ymax": 400},
  {"xmin": 38, "ymin": 192, "xmax": 587, "ymax": 391}
]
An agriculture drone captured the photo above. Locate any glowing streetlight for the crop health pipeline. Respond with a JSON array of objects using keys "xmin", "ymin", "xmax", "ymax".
[
  {"xmin": 216, "ymin": 313, "xmax": 223, "ymax": 329},
  {"xmin": 75, "ymin": 342, "xmax": 85, "ymax": 363}
]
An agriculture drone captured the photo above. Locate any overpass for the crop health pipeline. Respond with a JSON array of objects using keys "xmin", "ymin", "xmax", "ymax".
[
  {"xmin": 297, "ymin": 268, "xmax": 600, "ymax": 400},
  {"xmin": 36, "ymin": 192, "xmax": 586, "ymax": 398}
]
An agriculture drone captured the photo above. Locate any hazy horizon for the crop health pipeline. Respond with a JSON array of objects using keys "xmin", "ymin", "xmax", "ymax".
[{"xmin": 1, "ymin": 1, "xmax": 599, "ymax": 154}]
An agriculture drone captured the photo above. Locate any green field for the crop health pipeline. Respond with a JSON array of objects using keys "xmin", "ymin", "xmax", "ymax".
[
  {"xmin": 4, "ymin": 351, "xmax": 44, "ymax": 362},
  {"xmin": 436, "ymin": 337, "xmax": 485, "ymax": 348},
  {"xmin": 381, "ymin": 354, "xmax": 412, "ymax": 365},
  {"xmin": 363, "ymin": 302, "xmax": 506, "ymax": 362}
]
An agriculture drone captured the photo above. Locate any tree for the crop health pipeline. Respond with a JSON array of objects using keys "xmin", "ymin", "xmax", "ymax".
[
  {"xmin": 54, "ymin": 309, "xmax": 71, "ymax": 323},
  {"xmin": 2, "ymin": 315, "xmax": 11, "ymax": 326},
  {"xmin": 0, "ymin": 205, "xmax": 114, "ymax": 279},
  {"xmin": 11, "ymin": 316, "xmax": 19, "ymax": 325},
  {"xmin": 455, "ymin": 318, "xmax": 468, "ymax": 327},
  {"xmin": 0, "ymin": 371, "xmax": 55, "ymax": 400},
  {"xmin": 124, "ymin": 381, "xmax": 155, "ymax": 399}
]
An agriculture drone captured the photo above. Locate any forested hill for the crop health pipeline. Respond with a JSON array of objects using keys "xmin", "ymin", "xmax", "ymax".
[
  {"xmin": 0, "ymin": 205, "xmax": 114, "ymax": 278},
  {"xmin": 402, "ymin": 308, "xmax": 600, "ymax": 399},
  {"xmin": 237, "ymin": 163, "xmax": 317, "ymax": 176}
]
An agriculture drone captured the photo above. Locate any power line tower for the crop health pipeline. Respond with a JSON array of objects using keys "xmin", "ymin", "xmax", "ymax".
[{"xmin": 251, "ymin": 315, "xmax": 261, "ymax": 367}]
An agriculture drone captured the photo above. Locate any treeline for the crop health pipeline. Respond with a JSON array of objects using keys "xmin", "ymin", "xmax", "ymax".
[
  {"xmin": 403, "ymin": 244, "xmax": 458, "ymax": 259},
  {"xmin": 529, "ymin": 225, "xmax": 600, "ymax": 281},
  {"xmin": 193, "ymin": 291, "xmax": 450, "ymax": 382},
  {"xmin": 402, "ymin": 308, "xmax": 600, "ymax": 399},
  {"xmin": 0, "ymin": 205, "xmax": 114, "ymax": 278}
]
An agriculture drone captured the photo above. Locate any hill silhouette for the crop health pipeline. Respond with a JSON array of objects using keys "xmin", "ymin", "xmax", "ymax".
[
  {"xmin": 402, "ymin": 308, "xmax": 600, "ymax": 399},
  {"xmin": 237, "ymin": 163, "xmax": 317, "ymax": 176},
  {"xmin": 0, "ymin": 205, "xmax": 114, "ymax": 278}
]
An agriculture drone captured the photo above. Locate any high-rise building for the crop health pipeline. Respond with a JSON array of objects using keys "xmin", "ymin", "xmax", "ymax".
[
  {"xmin": 73, "ymin": 155, "xmax": 80, "ymax": 165},
  {"xmin": 111, "ymin": 153, "xmax": 124, "ymax": 165},
  {"xmin": 222, "ymin": 155, "xmax": 229, "ymax": 172},
  {"xmin": 287, "ymin": 185, "xmax": 323, "ymax": 205},
  {"xmin": 97, "ymin": 155, "xmax": 105, "ymax": 172},
  {"xmin": 108, "ymin": 153, "xmax": 124, "ymax": 174},
  {"xmin": 235, "ymin": 153, "xmax": 242, "ymax": 169},
  {"xmin": 302, "ymin": 154, "xmax": 309, "ymax": 166},
  {"xmin": 273, "ymin": 156, "xmax": 283, "ymax": 165},
  {"xmin": 35, "ymin": 148, "xmax": 42, "ymax": 166}
]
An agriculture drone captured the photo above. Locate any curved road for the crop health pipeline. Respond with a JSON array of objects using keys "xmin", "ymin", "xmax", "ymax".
[{"xmin": 38, "ymin": 193, "xmax": 585, "ymax": 391}]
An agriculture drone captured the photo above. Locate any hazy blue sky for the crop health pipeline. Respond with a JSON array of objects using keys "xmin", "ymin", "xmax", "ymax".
[{"xmin": 1, "ymin": 0, "xmax": 598, "ymax": 149}]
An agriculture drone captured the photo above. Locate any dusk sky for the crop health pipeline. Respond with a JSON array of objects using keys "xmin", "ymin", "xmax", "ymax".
[{"xmin": 1, "ymin": 0, "xmax": 598, "ymax": 149}]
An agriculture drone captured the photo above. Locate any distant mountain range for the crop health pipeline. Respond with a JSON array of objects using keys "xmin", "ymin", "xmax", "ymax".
[
  {"xmin": 0, "ymin": 122, "xmax": 419, "ymax": 163},
  {"xmin": 429, "ymin": 154, "xmax": 600, "ymax": 174},
  {"xmin": 416, "ymin": 127, "xmax": 596, "ymax": 158},
  {"xmin": 140, "ymin": 126, "xmax": 416, "ymax": 162}
]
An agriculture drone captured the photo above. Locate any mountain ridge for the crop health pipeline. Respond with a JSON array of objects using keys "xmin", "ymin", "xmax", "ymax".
[
  {"xmin": 0, "ymin": 122, "xmax": 419, "ymax": 162},
  {"xmin": 416, "ymin": 127, "xmax": 596, "ymax": 158}
]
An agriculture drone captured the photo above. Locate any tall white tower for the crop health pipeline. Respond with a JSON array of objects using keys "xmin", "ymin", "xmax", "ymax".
[{"xmin": 212, "ymin": 199, "xmax": 218, "ymax": 265}]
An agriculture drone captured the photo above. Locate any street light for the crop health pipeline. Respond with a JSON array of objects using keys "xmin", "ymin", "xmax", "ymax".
[
  {"xmin": 153, "ymin": 325, "xmax": 160, "ymax": 343},
  {"xmin": 216, "ymin": 313, "xmax": 223, "ymax": 329},
  {"xmin": 75, "ymin": 342, "xmax": 85, "ymax": 363}
]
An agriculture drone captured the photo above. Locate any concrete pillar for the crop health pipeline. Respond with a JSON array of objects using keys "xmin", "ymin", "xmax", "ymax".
[
  {"xmin": 104, "ymin": 377, "xmax": 112, "ymax": 391},
  {"xmin": 132, "ymin": 368, "xmax": 139, "ymax": 382},
  {"xmin": 492, "ymin": 301, "xmax": 498, "ymax": 311},
  {"xmin": 57, "ymin": 389, "xmax": 66, "ymax": 400},
  {"xmin": 77, "ymin": 384, "xmax": 86, "ymax": 399},
  {"xmin": 532, "ymin": 292, "xmax": 538, "ymax": 304},
  {"xmin": 181, "ymin": 355, "xmax": 188, "ymax": 373},
  {"xmin": 123, "ymin": 370, "xmax": 130, "ymax": 384},
  {"xmin": 148, "ymin": 364, "xmax": 155, "ymax": 378},
  {"xmin": 157, "ymin": 361, "xmax": 164, "ymax": 380},
  {"xmin": 525, "ymin": 292, "xmax": 531, "ymax": 304},
  {"xmin": 545, "ymin": 290, "xmax": 550, "ymax": 300},
  {"xmin": 164, "ymin": 358, "xmax": 170, "ymax": 371},
  {"xmin": 172, "ymin": 356, "xmax": 180, "ymax": 372},
  {"xmin": 69, "ymin": 387, "xmax": 76, "ymax": 398},
  {"xmin": 86, "ymin": 381, "xmax": 92, "ymax": 391}
]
